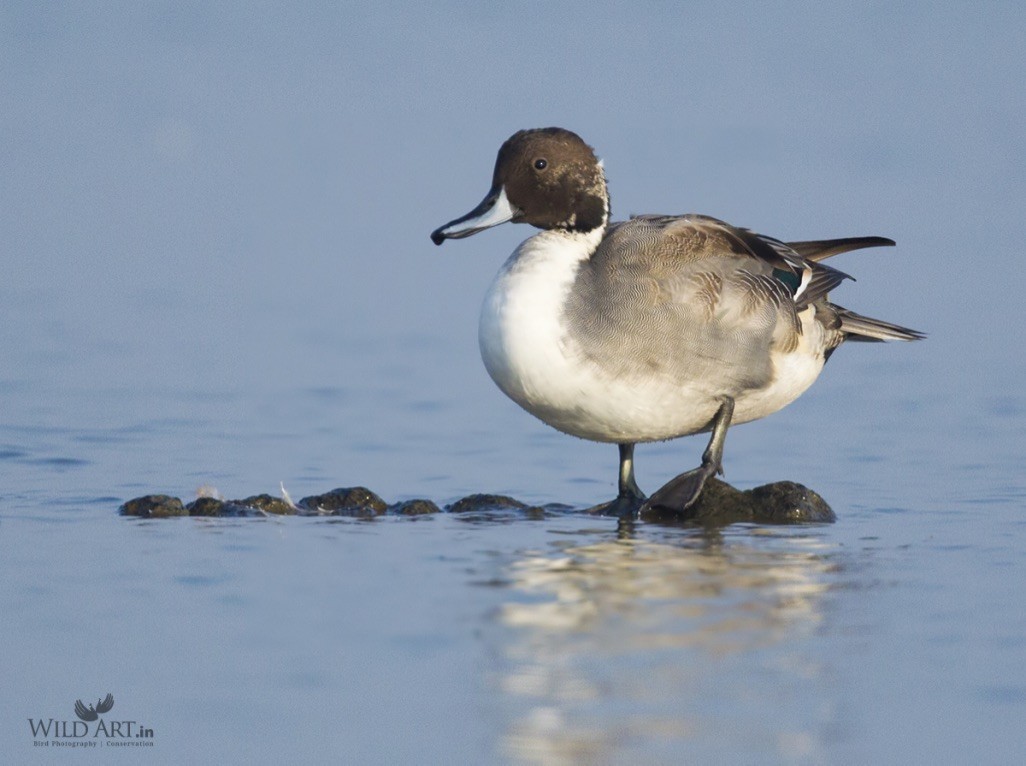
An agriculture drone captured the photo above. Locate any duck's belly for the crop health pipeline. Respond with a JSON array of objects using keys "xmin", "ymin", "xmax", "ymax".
[
  {"xmin": 478, "ymin": 244, "xmax": 827, "ymax": 443},
  {"xmin": 480, "ymin": 330, "xmax": 723, "ymax": 442},
  {"xmin": 480, "ymin": 322, "xmax": 824, "ymax": 443}
]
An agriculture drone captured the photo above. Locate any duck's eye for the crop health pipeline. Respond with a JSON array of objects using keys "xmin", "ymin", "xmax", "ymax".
[{"xmin": 533, "ymin": 158, "xmax": 548, "ymax": 170}]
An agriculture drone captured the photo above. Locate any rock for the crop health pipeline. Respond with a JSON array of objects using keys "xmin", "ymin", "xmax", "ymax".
[
  {"xmin": 642, "ymin": 478, "xmax": 835, "ymax": 525},
  {"xmin": 186, "ymin": 497, "xmax": 227, "ymax": 516},
  {"xmin": 237, "ymin": 494, "xmax": 297, "ymax": 515},
  {"xmin": 447, "ymin": 493, "xmax": 546, "ymax": 520},
  {"xmin": 119, "ymin": 495, "xmax": 187, "ymax": 518},
  {"xmin": 185, "ymin": 497, "xmax": 274, "ymax": 517},
  {"xmin": 299, "ymin": 486, "xmax": 387, "ymax": 516},
  {"xmin": 746, "ymin": 481, "xmax": 835, "ymax": 523},
  {"xmin": 682, "ymin": 478, "xmax": 754, "ymax": 523},
  {"xmin": 390, "ymin": 499, "xmax": 442, "ymax": 515},
  {"xmin": 447, "ymin": 493, "xmax": 527, "ymax": 513}
]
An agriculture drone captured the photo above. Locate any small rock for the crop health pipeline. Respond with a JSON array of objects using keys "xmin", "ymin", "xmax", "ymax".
[
  {"xmin": 747, "ymin": 481, "xmax": 835, "ymax": 523},
  {"xmin": 185, "ymin": 497, "xmax": 270, "ymax": 517},
  {"xmin": 237, "ymin": 494, "xmax": 297, "ymax": 515},
  {"xmin": 390, "ymin": 499, "xmax": 442, "ymax": 515},
  {"xmin": 187, "ymin": 497, "xmax": 226, "ymax": 516},
  {"xmin": 119, "ymin": 495, "xmax": 187, "ymax": 518},
  {"xmin": 447, "ymin": 493, "xmax": 527, "ymax": 513},
  {"xmin": 447, "ymin": 493, "xmax": 546, "ymax": 519},
  {"xmin": 299, "ymin": 486, "xmax": 387, "ymax": 516}
]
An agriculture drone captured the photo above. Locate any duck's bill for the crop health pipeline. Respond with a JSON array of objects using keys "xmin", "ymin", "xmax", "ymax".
[{"xmin": 430, "ymin": 186, "xmax": 518, "ymax": 245}]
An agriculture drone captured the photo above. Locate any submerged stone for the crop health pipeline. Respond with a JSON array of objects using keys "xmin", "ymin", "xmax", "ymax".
[
  {"xmin": 185, "ymin": 497, "xmax": 271, "ymax": 517},
  {"xmin": 447, "ymin": 493, "xmax": 528, "ymax": 513},
  {"xmin": 119, "ymin": 495, "xmax": 187, "ymax": 518},
  {"xmin": 237, "ymin": 494, "xmax": 297, "ymax": 515},
  {"xmin": 299, "ymin": 486, "xmax": 387, "ymax": 516},
  {"xmin": 447, "ymin": 493, "xmax": 546, "ymax": 519},
  {"xmin": 390, "ymin": 499, "xmax": 442, "ymax": 515},
  {"xmin": 186, "ymin": 497, "xmax": 226, "ymax": 516}
]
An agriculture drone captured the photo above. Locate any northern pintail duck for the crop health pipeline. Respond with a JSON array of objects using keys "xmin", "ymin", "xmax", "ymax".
[{"xmin": 431, "ymin": 127, "xmax": 923, "ymax": 514}]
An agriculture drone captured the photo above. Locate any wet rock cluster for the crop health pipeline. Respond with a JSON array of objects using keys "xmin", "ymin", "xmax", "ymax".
[
  {"xmin": 119, "ymin": 479, "xmax": 834, "ymax": 525},
  {"xmin": 117, "ymin": 487, "xmax": 544, "ymax": 520}
]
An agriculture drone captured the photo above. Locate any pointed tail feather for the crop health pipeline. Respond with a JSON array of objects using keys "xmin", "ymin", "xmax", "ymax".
[
  {"xmin": 787, "ymin": 236, "xmax": 895, "ymax": 262},
  {"xmin": 835, "ymin": 306, "xmax": 925, "ymax": 341}
]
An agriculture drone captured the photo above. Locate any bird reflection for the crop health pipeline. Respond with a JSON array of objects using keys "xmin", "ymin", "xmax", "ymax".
[{"xmin": 495, "ymin": 527, "xmax": 838, "ymax": 764}]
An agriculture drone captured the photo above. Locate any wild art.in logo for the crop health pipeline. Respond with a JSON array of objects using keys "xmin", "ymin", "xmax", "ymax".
[
  {"xmin": 28, "ymin": 693, "xmax": 155, "ymax": 749},
  {"xmin": 74, "ymin": 693, "xmax": 114, "ymax": 721}
]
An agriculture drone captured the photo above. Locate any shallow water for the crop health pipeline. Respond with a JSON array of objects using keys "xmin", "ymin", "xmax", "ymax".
[
  {"xmin": 4, "ymin": 3, "xmax": 1026, "ymax": 763},
  {"xmin": 3, "ymin": 290, "xmax": 1024, "ymax": 763}
]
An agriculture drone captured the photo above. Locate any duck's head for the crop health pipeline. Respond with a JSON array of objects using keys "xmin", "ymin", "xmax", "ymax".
[{"xmin": 431, "ymin": 127, "xmax": 609, "ymax": 245}]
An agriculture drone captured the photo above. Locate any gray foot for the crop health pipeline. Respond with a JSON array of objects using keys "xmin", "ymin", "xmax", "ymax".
[
  {"xmin": 641, "ymin": 397, "xmax": 733, "ymax": 514},
  {"xmin": 640, "ymin": 463, "xmax": 717, "ymax": 513},
  {"xmin": 588, "ymin": 489, "xmax": 646, "ymax": 517}
]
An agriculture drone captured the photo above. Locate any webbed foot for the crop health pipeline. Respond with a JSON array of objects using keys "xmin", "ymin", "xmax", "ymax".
[
  {"xmin": 640, "ymin": 397, "xmax": 734, "ymax": 514},
  {"xmin": 588, "ymin": 488, "xmax": 646, "ymax": 517},
  {"xmin": 639, "ymin": 463, "xmax": 717, "ymax": 513}
]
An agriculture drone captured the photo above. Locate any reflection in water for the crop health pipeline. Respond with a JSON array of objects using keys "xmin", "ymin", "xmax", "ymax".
[{"xmin": 496, "ymin": 526, "xmax": 839, "ymax": 764}]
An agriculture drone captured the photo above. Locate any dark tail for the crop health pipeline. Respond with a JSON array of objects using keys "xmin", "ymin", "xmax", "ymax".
[
  {"xmin": 834, "ymin": 306, "xmax": 925, "ymax": 342},
  {"xmin": 787, "ymin": 236, "xmax": 895, "ymax": 262},
  {"xmin": 789, "ymin": 236, "xmax": 923, "ymax": 341}
]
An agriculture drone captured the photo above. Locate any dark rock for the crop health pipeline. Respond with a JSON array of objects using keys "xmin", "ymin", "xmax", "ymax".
[
  {"xmin": 185, "ymin": 497, "xmax": 272, "ymax": 517},
  {"xmin": 746, "ymin": 481, "xmax": 835, "ymax": 523},
  {"xmin": 390, "ymin": 499, "xmax": 442, "ymax": 516},
  {"xmin": 684, "ymin": 478, "xmax": 754, "ymax": 522},
  {"xmin": 447, "ymin": 493, "xmax": 547, "ymax": 520},
  {"xmin": 187, "ymin": 497, "xmax": 227, "ymax": 516},
  {"xmin": 119, "ymin": 495, "xmax": 187, "ymax": 518},
  {"xmin": 447, "ymin": 493, "xmax": 527, "ymax": 513},
  {"xmin": 237, "ymin": 494, "xmax": 297, "ymax": 515},
  {"xmin": 643, "ymin": 477, "xmax": 835, "ymax": 525},
  {"xmin": 299, "ymin": 486, "xmax": 387, "ymax": 517}
]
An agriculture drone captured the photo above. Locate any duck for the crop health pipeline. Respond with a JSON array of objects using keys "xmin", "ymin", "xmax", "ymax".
[{"xmin": 431, "ymin": 127, "xmax": 923, "ymax": 514}]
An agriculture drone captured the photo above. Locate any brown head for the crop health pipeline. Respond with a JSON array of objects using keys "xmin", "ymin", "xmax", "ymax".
[{"xmin": 431, "ymin": 127, "xmax": 609, "ymax": 245}]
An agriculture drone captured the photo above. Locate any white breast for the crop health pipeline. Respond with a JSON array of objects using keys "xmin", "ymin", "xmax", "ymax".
[
  {"xmin": 478, "ymin": 230, "xmax": 597, "ymax": 426},
  {"xmin": 480, "ymin": 230, "xmax": 705, "ymax": 442}
]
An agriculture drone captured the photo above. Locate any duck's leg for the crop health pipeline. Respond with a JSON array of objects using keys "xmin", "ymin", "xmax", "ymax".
[
  {"xmin": 591, "ymin": 443, "xmax": 646, "ymax": 516},
  {"xmin": 617, "ymin": 442, "xmax": 645, "ymax": 503},
  {"xmin": 642, "ymin": 397, "xmax": 734, "ymax": 513}
]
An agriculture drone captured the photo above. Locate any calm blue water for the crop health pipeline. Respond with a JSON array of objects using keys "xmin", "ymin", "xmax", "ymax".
[
  {"xmin": 3, "ymin": 293, "xmax": 1024, "ymax": 764},
  {"xmin": 3, "ymin": 3, "xmax": 1025, "ymax": 764}
]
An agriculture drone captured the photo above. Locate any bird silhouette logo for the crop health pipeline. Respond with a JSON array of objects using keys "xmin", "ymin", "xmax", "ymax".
[{"xmin": 74, "ymin": 694, "xmax": 114, "ymax": 722}]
